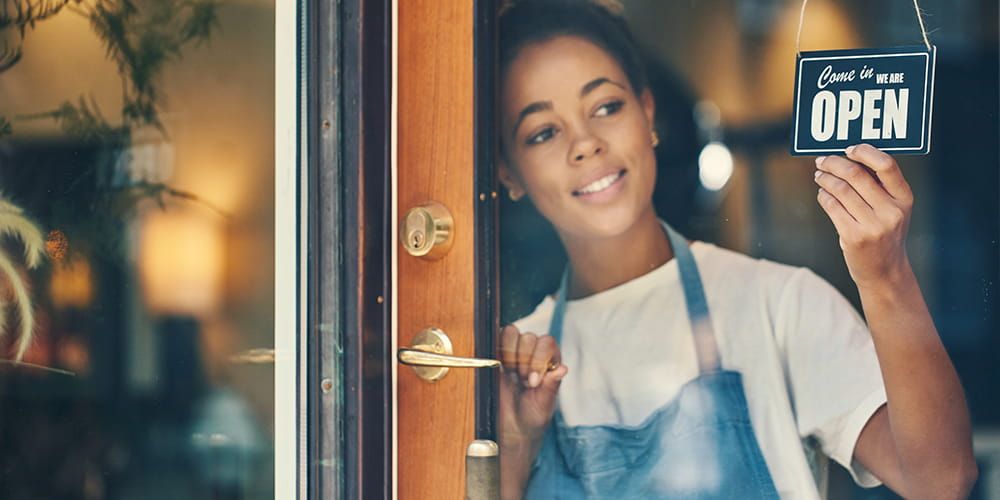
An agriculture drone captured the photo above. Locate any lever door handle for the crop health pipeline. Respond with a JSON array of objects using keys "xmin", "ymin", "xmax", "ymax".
[
  {"xmin": 397, "ymin": 348, "xmax": 501, "ymax": 369},
  {"xmin": 397, "ymin": 327, "xmax": 500, "ymax": 382}
]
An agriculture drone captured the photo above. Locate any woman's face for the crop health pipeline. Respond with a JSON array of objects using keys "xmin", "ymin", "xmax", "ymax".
[{"xmin": 500, "ymin": 35, "xmax": 657, "ymax": 240}]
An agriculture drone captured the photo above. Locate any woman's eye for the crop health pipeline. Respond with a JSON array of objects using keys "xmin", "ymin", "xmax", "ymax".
[
  {"xmin": 526, "ymin": 127, "xmax": 556, "ymax": 145},
  {"xmin": 594, "ymin": 100, "xmax": 624, "ymax": 117}
]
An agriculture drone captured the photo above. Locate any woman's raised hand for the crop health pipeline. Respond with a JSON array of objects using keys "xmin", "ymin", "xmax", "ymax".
[
  {"xmin": 813, "ymin": 143, "xmax": 915, "ymax": 291},
  {"xmin": 498, "ymin": 324, "xmax": 568, "ymax": 449}
]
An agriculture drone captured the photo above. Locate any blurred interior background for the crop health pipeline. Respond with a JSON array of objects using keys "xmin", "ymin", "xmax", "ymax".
[
  {"xmin": 0, "ymin": 0, "xmax": 276, "ymax": 498},
  {"xmin": 500, "ymin": 1, "xmax": 998, "ymax": 498}
]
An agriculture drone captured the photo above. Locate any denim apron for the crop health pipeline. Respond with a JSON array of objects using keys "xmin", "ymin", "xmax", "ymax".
[{"xmin": 523, "ymin": 221, "xmax": 781, "ymax": 499}]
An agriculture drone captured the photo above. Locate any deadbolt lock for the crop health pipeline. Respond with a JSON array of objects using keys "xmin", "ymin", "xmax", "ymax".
[{"xmin": 401, "ymin": 202, "xmax": 454, "ymax": 259}]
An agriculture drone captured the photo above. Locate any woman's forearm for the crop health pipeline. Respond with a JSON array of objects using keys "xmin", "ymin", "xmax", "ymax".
[
  {"xmin": 499, "ymin": 441, "xmax": 538, "ymax": 500},
  {"xmin": 858, "ymin": 261, "xmax": 977, "ymax": 497}
]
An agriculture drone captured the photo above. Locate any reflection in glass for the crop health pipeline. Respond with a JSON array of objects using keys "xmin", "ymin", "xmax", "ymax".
[{"xmin": 0, "ymin": 0, "xmax": 276, "ymax": 497}]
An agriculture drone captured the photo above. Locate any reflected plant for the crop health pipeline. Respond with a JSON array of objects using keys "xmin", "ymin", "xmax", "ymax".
[
  {"xmin": 0, "ymin": 0, "xmax": 84, "ymax": 71},
  {"xmin": 0, "ymin": 197, "xmax": 45, "ymax": 361},
  {"xmin": 3, "ymin": 0, "xmax": 220, "ymax": 140},
  {"xmin": 0, "ymin": 0, "xmax": 223, "ymax": 364},
  {"xmin": 0, "ymin": 0, "xmax": 224, "ymax": 259}
]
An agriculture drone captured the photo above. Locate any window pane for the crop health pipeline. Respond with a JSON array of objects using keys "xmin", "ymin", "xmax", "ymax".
[{"xmin": 0, "ymin": 1, "xmax": 277, "ymax": 497}]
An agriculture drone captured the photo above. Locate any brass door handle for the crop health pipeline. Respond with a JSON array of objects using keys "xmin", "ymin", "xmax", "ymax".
[
  {"xmin": 397, "ymin": 349, "xmax": 501, "ymax": 369},
  {"xmin": 398, "ymin": 327, "xmax": 500, "ymax": 382}
]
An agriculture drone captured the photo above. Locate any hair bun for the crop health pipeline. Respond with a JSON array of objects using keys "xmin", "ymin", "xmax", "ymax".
[
  {"xmin": 591, "ymin": 0, "xmax": 625, "ymax": 15},
  {"xmin": 500, "ymin": 0, "xmax": 625, "ymax": 16}
]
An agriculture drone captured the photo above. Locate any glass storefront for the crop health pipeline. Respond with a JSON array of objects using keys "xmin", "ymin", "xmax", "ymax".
[{"xmin": 0, "ymin": 0, "xmax": 281, "ymax": 497}]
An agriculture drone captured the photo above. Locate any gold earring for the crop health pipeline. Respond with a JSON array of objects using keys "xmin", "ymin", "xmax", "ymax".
[
  {"xmin": 651, "ymin": 130, "xmax": 660, "ymax": 147},
  {"xmin": 507, "ymin": 189, "xmax": 523, "ymax": 202}
]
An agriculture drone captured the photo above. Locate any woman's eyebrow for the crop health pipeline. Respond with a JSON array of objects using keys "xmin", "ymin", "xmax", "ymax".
[
  {"xmin": 509, "ymin": 78, "xmax": 625, "ymax": 139},
  {"xmin": 511, "ymin": 101, "xmax": 553, "ymax": 139},
  {"xmin": 581, "ymin": 77, "xmax": 625, "ymax": 97}
]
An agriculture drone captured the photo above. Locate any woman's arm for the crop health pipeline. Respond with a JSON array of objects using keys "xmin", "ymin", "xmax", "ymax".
[
  {"xmin": 813, "ymin": 144, "xmax": 978, "ymax": 499},
  {"xmin": 498, "ymin": 325, "xmax": 568, "ymax": 500}
]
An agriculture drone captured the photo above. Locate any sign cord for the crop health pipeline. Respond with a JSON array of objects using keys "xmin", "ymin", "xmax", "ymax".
[{"xmin": 795, "ymin": 0, "xmax": 933, "ymax": 55}]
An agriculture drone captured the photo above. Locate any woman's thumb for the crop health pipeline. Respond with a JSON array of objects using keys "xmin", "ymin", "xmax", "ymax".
[{"xmin": 538, "ymin": 364, "xmax": 568, "ymax": 396}]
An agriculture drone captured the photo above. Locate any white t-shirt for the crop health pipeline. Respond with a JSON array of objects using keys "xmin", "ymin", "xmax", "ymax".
[{"xmin": 513, "ymin": 241, "xmax": 887, "ymax": 500}]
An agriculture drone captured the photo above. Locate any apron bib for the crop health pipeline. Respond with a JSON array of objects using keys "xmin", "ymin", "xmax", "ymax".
[{"xmin": 524, "ymin": 221, "xmax": 780, "ymax": 499}]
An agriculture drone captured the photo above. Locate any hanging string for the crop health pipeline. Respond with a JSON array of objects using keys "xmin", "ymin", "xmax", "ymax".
[
  {"xmin": 795, "ymin": 0, "xmax": 809, "ymax": 56},
  {"xmin": 911, "ymin": 0, "xmax": 932, "ymax": 50},
  {"xmin": 796, "ymin": 0, "xmax": 933, "ymax": 55}
]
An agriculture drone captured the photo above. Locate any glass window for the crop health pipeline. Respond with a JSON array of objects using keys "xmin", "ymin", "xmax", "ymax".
[{"xmin": 0, "ymin": 1, "xmax": 279, "ymax": 497}]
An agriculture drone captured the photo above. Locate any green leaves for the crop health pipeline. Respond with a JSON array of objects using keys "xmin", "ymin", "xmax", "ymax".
[
  {"xmin": 0, "ymin": 0, "xmax": 223, "ymax": 261},
  {"xmin": 87, "ymin": 0, "xmax": 220, "ymax": 130},
  {"xmin": 4, "ymin": 0, "xmax": 220, "ymax": 133}
]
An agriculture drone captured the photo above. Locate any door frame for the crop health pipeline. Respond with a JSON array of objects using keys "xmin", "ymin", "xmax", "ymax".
[
  {"xmin": 472, "ymin": 0, "xmax": 502, "ymax": 444},
  {"xmin": 331, "ymin": 0, "xmax": 501, "ymax": 498},
  {"xmin": 282, "ymin": 0, "xmax": 394, "ymax": 496},
  {"xmin": 339, "ymin": 0, "xmax": 393, "ymax": 498},
  {"xmin": 275, "ymin": 0, "xmax": 306, "ymax": 496}
]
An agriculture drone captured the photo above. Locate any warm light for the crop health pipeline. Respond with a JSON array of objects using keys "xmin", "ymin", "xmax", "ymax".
[
  {"xmin": 139, "ymin": 208, "xmax": 224, "ymax": 316},
  {"xmin": 698, "ymin": 142, "xmax": 734, "ymax": 191},
  {"xmin": 50, "ymin": 258, "xmax": 94, "ymax": 309}
]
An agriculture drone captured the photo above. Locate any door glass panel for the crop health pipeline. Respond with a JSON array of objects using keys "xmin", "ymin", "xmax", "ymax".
[
  {"xmin": 0, "ymin": 1, "xmax": 277, "ymax": 497},
  {"xmin": 497, "ymin": 1, "xmax": 997, "ymax": 499}
]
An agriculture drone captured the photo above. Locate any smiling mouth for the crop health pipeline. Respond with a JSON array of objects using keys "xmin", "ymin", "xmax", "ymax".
[{"xmin": 573, "ymin": 169, "xmax": 626, "ymax": 196}]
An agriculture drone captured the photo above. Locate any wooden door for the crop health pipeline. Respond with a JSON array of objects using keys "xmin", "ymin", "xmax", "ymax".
[{"xmin": 396, "ymin": 0, "xmax": 495, "ymax": 498}]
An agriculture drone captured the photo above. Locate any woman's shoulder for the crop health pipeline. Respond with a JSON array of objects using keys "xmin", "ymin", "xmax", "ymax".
[
  {"xmin": 508, "ymin": 242, "xmax": 819, "ymax": 330},
  {"xmin": 692, "ymin": 240, "xmax": 847, "ymax": 316},
  {"xmin": 692, "ymin": 240, "xmax": 805, "ymax": 286}
]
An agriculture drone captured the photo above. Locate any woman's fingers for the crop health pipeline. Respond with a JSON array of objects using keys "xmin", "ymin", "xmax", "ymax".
[
  {"xmin": 500, "ymin": 325, "xmax": 520, "ymax": 368},
  {"xmin": 499, "ymin": 324, "xmax": 563, "ymax": 389},
  {"xmin": 516, "ymin": 333, "xmax": 538, "ymax": 381},
  {"xmin": 814, "ymin": 157, "xmax": 873, "ymax": 224},
  {"xmin": 816, "ymin": 154, "xmax": 896, "ymax": 214},
  {"xmin": 528, "ymin": 335, "xmax": 560, "ymax": 388},
  {"xmin": 817, "ymin": 187, "xmax": 857, "ymax": 238},
  {"xmin": 538, "ymin": 364, "xmax": 568, "ymax": 398},
  {"xmin": 845, "ymin": 143, "xmax": 914, "ymax": 205}
]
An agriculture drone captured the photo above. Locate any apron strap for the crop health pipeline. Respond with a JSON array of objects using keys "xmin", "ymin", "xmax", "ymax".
[
  {"xmin": 548, "ymin": 220, "xmax": 721, "ymax": 374},
  {"xmin": 661, "ymin": 221, "xmax": 721, "ymax": 373}
]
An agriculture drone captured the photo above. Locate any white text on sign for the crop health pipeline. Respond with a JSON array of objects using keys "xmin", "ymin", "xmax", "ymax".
[{"xmin": 811, "ymin": 64, "xmax": 909, "ymax": 142}]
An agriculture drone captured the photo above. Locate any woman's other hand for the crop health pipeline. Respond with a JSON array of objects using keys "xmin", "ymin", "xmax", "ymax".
[
  {"xmin": 814, "ymin": 144, "xmax": 978, "ymax": 497},
  {"xmin": 498, "ymin": 324, "xmax": 567, "ymax": 447},
  {"xmin": 813, "ymin": 143, "xmax": 915, "ymax": 291},
  {"xmin": 498, "ymin": 324, "xmax": 567, "ymax": 500}
]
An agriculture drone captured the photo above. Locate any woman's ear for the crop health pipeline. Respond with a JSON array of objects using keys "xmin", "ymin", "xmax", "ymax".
[
  {"xmin": 640, "ymin": 88, "xmax": 656, "ymax": 127},
  {"xmin": 498, "ymin": 159, "xmax": 527, "ymax": 201}
]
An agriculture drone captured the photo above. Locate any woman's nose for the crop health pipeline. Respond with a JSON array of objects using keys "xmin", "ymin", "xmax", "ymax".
[{"xmin": 569, "ymin": 131, "xmax": 606, "ymax": 164}]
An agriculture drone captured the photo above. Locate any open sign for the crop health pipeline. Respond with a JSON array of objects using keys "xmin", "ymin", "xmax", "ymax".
[{"xmin": 791, "ymin": 46, "xmax": 936, "ymax": 155}]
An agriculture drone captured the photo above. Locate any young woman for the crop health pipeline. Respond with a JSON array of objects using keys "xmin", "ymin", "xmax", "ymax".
[{"xmin": 494, "ymin": 1, "xmax": 978, "ymax": 499}]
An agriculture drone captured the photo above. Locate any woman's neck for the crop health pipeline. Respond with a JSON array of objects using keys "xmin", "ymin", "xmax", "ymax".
[{"xmin": 558, "ymin": 207, "xmax": 674, "ymax": 300}]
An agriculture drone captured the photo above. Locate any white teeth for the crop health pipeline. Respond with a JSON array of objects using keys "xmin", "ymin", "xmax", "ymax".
[{"xmin": 578, "ymin": 171, "xmax": 622, "ymax": 194}]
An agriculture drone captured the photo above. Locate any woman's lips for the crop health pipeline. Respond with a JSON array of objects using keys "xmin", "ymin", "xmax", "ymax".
[{"xmin": 572, "ymin": 169, "xmax": 627, "ymax": 203}]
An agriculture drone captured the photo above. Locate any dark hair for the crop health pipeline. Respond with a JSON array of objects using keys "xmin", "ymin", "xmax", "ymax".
[
  {"xmin": 499, "ymin": 0, "xmax": 648, "ymax": 94},
  {"xmin": 497, "ymin": 1, "xmax": 704, "ymax": 322}
]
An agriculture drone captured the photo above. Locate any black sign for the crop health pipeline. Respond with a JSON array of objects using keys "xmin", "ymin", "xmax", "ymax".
[{"xmin": 791, "ymin": 46, "xmax": 936, "ymax": 156}]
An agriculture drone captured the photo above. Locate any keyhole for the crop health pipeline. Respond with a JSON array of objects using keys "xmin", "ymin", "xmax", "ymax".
[{"xmin": 411, "ymin": 230, "xmax": 425, "ymax": 248}]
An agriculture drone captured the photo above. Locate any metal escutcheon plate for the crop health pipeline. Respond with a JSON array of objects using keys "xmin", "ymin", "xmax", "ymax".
[
  {"xmin": 409, "ymin": 328, "xmax": 453, "ymax": 382},
  {"xmin": 400, "ymin": 202, "xmax": 454, "ymax": 260}
]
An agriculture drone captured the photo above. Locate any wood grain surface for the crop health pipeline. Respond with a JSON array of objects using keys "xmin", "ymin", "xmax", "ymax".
[{"xmin": 397, "ymin": 0, "xmax": 476, "ymax": 498}]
